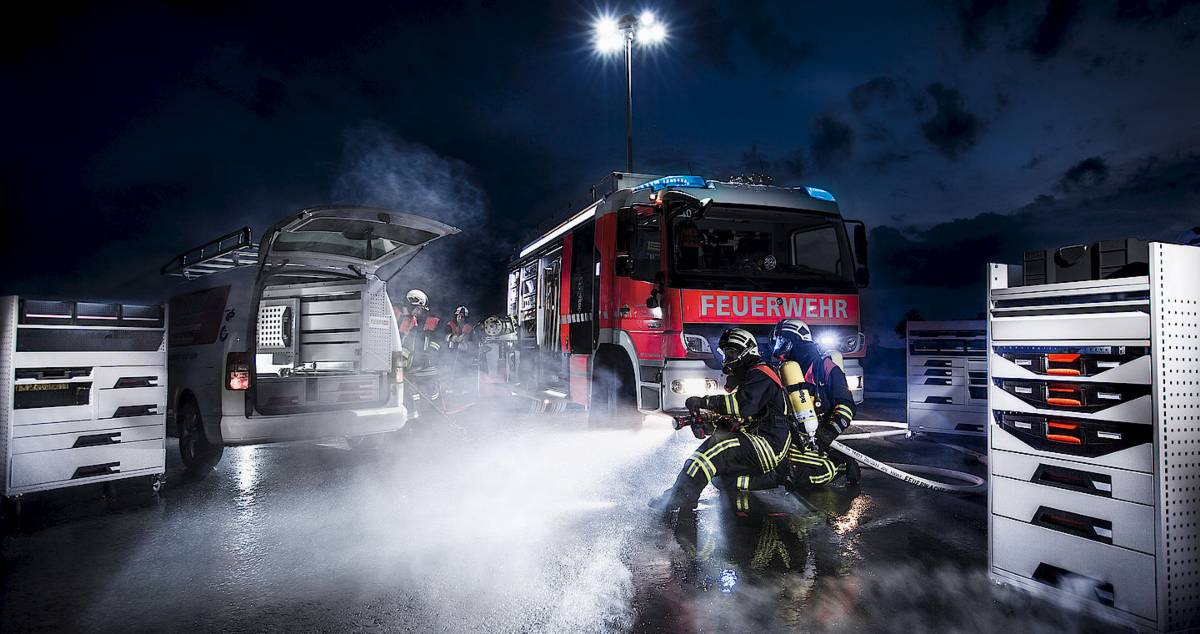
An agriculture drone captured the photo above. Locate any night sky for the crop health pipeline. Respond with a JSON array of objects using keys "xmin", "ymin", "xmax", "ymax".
[{"xmin": 3, "ymin": 0, "xmax": 1199, "ymax": 343}]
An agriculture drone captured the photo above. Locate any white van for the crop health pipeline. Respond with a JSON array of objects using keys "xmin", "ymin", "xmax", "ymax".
[{"xmin": 162, "ymin": 206, "xmax": 459, "ymax": 471}]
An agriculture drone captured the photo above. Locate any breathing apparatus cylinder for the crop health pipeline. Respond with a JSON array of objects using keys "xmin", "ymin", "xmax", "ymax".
[{"xmin": 779, "ymin": 361, "xmax": 819, "ymax": 438}]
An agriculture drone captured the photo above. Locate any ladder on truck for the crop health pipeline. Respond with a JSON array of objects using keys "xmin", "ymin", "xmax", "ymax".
[{"xmin": 160, "ymin": 227, "xmax": 260, "ymax": 279}]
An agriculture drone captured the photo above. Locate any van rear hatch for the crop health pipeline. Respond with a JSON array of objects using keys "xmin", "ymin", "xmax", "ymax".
[
  {"xmin": 253, "ymin": 206, "xmax": 459, "ymax": 415},
  {"xmin": 261, "ymin": 205, "xmax": 460, "ymax": 275}
]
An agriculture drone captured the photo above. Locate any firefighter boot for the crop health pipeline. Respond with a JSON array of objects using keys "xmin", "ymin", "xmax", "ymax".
[{"xmin": 649, "ymin": 473, "xmax": 704, "ymax": 517}]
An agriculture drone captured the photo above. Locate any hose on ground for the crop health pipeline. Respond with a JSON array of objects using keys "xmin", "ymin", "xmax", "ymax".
[{"xmin": 830, "ymin": 421, "xmax": 987, "ymax": 495}]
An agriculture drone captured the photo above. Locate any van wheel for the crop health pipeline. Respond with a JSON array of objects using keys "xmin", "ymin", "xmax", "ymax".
[
  {"xmin": 589, "ymin": 352, "xmax": 639, "ymax": 427},
  {"xmin": 179, "ymin": 399, "xmax": 223, "ymax": 473}
]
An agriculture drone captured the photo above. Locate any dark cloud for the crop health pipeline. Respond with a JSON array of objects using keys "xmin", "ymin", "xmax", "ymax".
[
  {"xmin": 1115, "ymin": 0, "xmax": 1200, "ymax": 23},
  {"xmin": 849, "ymin": 76, "xmax": 899, "ymax": 111},
  {"xmin": 866, "ymin": 152, "xmax": 912, "ymax": 170},
  {"xmin": 783, "ymin": 149, "xmax": 806, "ymax": 178},
  {"xmin": 1021, "ymin": 154, "xmax": 1046, "ymax": 170},
  {"xmin": 920, "ymin": 83, "xmax": 983, "ymax": 159},
  {"xmin": 957, "ymin": 0, "xmax": 1010, "ymax": 51},
  {"xmin": 1027, "ymin": 0, "xmax": 1082, "ymax": 60},
  {"xmin": 810, "ymin": 115, "xmax": 855, "ymax": 168},
  {"xmin": 1060, "ymin": 156, "xmax": 1110, "ymax": 191},
  {"xmin": 740, "ymin": 143, "xmax": 773, "ymax": 175},
  {"xmin": 688, "ymin": 0, "xmax": 816, "ymax": 70},
  {"xmin": 872, "ymin": 152, "xmax": 1200, "ymax": 289}
]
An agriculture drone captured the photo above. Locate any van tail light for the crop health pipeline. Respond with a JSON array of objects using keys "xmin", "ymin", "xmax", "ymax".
[{"xmin": 226, "ymin": 352, "xmax": 251, "ymax": 390}]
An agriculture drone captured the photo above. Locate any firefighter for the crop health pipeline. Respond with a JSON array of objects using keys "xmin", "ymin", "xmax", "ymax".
[
  {"xmin": 443, "ymin": 305, "xmax": 475, "ymax": 395},
  {"xmin": 397, "ymin": 289, "xmax": 442, "ymax": 418},
  {"xmin": 444, "ymin": 305, "xmax": 473, "ymax": 350},
  {"xmin": 649, "ymin": 328, "xmax": 793, "ymax": 515},
  {"xmin": 770, "ymin": 319, "xmax": 860, "ymax": 486}
]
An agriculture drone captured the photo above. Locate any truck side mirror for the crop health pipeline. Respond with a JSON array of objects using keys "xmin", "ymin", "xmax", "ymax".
[{"xmin": 846, "ymin": 220, "xmax": 870, "ymax": 288}]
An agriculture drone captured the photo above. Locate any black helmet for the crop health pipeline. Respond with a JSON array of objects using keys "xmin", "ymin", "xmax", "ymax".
[{"xmin": 717, "ymin": 328, "xmax": 761, "ymax": 374}]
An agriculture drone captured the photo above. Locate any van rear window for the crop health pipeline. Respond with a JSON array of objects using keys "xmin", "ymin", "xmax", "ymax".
[{"xmin": 273, "ymin": 218, "xmax": 437, "ymax": 261}]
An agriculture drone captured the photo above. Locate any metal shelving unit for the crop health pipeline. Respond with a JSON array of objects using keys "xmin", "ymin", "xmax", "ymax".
[{"xmin": 987, "ymin": 242, "xmax": 1200, "ymax": 632}]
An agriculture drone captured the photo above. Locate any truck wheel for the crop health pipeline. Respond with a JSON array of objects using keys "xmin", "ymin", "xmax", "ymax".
[
  {"xmin": 179, "ymin": 399, "xmax": 223, "ymax": 473},
  {"xmin": 589, "ymin": 352, "xmax": 638, "ymax": 427}
]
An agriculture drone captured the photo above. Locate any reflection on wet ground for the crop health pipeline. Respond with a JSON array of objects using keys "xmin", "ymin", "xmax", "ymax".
[{"xmin": 1, "ymin": 399, "xmax": 1119, "ymax": 632}]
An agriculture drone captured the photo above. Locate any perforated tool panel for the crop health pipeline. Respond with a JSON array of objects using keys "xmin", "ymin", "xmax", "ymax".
[
  {"xmin": 362, "ymin": 280, "xmax": 392, "ymax": 372},
  {"xmin": 257, "ymin": 305, "xmax": 292, "ymax": 349},
  {"xmin": 0, "ymin": 297, "xmax": 16, "ymax": 495},
  {"xmin": 1151, "ymin": 243, "xmax": 1200, "ymax": 631}
]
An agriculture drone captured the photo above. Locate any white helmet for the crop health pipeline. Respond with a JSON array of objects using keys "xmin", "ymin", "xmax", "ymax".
[
  {"xmin": 771, "ymin": 319, "xmax": 813, "ymax": 357},
  {"xmin": 406, "ymin": 289, "xmax": 428, "ymax": 308}
]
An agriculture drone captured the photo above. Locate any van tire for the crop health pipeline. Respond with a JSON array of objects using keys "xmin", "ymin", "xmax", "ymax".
[
  {"xmin": 179, "ymin": 399, "xmax": 223, "ymax": 473},
  {"xmin": 588, "ymin": 350, "xmax": 638, "ymax": 427}
]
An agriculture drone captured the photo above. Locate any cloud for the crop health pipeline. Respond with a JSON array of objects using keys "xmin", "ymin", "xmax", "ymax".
[
  {"xmin": 687, "ymin": 0, "xmax": 816, "ymax": 70},
  {"xmin": 849, "ymin": 76, "xmax": 899, "ymax": 111},
  {"xmin": 957, "ymin": 0, "xmax": 1010, "ymax": 51},
  {"xmin": 1115, "ymin": 0, "xmax": 1198, "ymax": 24},
  {"xmin": 1027, "ymin": 0, "xmax": 1082, "ymax": 60},
  {"xmin": 866, "ymin": 151, "xmax": 913, "ymax": 170},
  {"xmin": 861, "ymin": 152, "xmax": 1200, "ymax": 341},
  {"xmin": 1059, "ymin": 156, "xmax": 1109, "ymax": 191},
  {"xmin": 920, "ymin": 83, "xmax": 983, "ymax": 159},
  {"xmin": 783, "ymin": 149, "xmax": 806, "ymax": 178},
  {"xmin": 810, "ymin": 115, "xmax": 855, "ymax": 168}
]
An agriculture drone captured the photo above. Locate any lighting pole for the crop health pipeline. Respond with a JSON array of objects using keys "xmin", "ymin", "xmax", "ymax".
[{"xmin": 595, "ymin": 11, "xmax": 667, "ymax": 173}]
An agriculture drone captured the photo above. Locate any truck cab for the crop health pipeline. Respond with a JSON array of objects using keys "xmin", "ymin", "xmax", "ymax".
[
  {"xmin": 163, "ymin": 206, "xmax": 459, "ymax": 471},
  {"xmin": 496, "ymin": 173, "xmax": 868, "ymax": 424}
]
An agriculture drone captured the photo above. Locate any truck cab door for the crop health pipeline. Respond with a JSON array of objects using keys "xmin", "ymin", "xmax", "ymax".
[{"xmin": 614, "ymin": 207, "xmax": 665, "ymax": 360}]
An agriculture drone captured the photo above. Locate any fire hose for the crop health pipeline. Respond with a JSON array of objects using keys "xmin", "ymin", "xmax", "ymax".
[{"xmin": 829, "ymin": 421, "xmax": 986, "ymax": 494}]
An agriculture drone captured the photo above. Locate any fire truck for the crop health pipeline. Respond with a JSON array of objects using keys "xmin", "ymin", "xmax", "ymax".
[{"xmin": 490, "ymin": 173, "xmax": 869, "ymax": 423}]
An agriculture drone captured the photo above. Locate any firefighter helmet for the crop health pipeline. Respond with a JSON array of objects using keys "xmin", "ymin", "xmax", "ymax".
[
  {"xmin": 717, "ymin": 328, "xmax": 761, "ymax": 374},
  {"xmin": 454, "ymin": 305, "xmax": 469, "ymax": 319},
  {"xmin": 406, "ymin": 289, "xmax": 428, "ymax": 308},
  {"xmin": 771, "ymin": 319, "xmax": 813, "ymax": 358}
]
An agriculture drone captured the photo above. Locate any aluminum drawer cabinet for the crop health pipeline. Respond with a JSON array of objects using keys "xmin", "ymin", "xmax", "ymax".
[
  {"xmin": 907, "ymin": 320, "xmax": 987, "ymax": 436},
  {"xmin": 1, "ymin": 297, "xmax": 166, "ymax": 501},
  {"xmin": 986, "ymin": 243, "xmax": 1200, "ymax": 633}
]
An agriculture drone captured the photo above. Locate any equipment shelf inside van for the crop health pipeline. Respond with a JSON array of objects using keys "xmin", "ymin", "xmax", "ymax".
[{"xmin": 162, "ymin": 206, "xmax": 459, "ymax": 472}]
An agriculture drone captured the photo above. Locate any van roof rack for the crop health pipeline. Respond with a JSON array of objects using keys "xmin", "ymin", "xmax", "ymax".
[{"xmin": 161, "ymin": 227, "xmax": 260, "ymax": 279}]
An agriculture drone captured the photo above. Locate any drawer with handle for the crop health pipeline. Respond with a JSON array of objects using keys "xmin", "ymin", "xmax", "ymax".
[
  {"xmin": 11, "ymin": 424, "xmax": 164, "ymax": 455},
  {"xmin": 8, "ymin": 439, "xmax": 164, "ymax": 490}
]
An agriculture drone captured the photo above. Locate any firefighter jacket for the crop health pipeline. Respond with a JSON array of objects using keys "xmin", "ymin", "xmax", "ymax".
[
  {"xmin": 783, "ymin": 350, "xmax": 855, "ymax": 434},
  {"xmin": 444, "ymin": 318, "xmax": 474, "ymax": 349},
  {"xmin": 696, "ymin": 364, "xmax": 792, "ymax": 452},
  {"xmin": 397, "ymin": 310, "xmax": 441, "ymax": 376}
]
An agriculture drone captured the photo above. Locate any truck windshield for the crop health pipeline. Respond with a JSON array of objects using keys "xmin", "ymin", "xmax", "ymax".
[{"xmin": 670, "ymin": 206, "xmax": 855, "ymax": 292}]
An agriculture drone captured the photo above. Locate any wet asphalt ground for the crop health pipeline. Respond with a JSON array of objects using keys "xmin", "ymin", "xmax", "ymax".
[{"xmin": 1, "ymin": 398, "xmax": 1122, "ymax": 633}]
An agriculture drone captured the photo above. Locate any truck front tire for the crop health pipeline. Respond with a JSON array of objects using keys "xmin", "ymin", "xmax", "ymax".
[
  {"xmin": 179, "ymin": 399, "xmax": 224, "ymax": 473},
  {"xmin": 589, "ymin": 351, "xmax": 638, "ymax": 427}
]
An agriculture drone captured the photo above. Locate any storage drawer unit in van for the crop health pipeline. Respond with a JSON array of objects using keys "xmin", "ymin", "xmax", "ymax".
[
  {"xmin": 1, "ymin": 297, "xmax": 166, "ymax": 499},
  {"xmin": 906, "ymin": 320, "xmax": 987, "ymax": 436},
  {"xmin": 986, "ymin": 242, "xmax": 1200, "ymax": 633}
]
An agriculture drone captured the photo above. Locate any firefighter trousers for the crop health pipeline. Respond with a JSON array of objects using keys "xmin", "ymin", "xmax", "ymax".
[{"xmin": 670, "ymin": 430, "xmax": 792, "ymax": 505}]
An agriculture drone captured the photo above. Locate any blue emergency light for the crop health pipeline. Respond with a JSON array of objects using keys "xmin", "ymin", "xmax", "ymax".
[
  {"xmin": 804, "ymin": 186, "xmax": 836, "ymax": 202},
  {"xmin": 632, "ymin": 175, "xmax": 709, "ymax": 192}
]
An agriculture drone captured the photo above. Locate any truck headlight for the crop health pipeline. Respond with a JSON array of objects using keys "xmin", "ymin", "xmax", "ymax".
[
  {"xmin": 815, "ymin": 331, "xmax": 865, "ymax": 354},
  {"xmin": 671, "ymin": 378, "xmax": 719, "ymax": 394}
]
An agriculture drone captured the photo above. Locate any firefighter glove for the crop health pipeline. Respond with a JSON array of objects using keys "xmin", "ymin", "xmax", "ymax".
[
  {"xmin": 684, "ymin": 396, "xmax": 705, "ymax": 413},
  {"xmin": 815, "ymin": 421, "xmax": 840, "ymax": 454}
]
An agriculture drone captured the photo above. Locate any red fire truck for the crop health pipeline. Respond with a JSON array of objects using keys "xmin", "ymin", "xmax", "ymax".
[{"xmin": 491, "ymin": 173, "xmax": 869, "ymax": 423}]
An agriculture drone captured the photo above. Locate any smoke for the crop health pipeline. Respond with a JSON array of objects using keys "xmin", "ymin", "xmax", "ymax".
[{"xmin": 331, "ymin": 122, "xmax": 510, "ymax": 318}]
